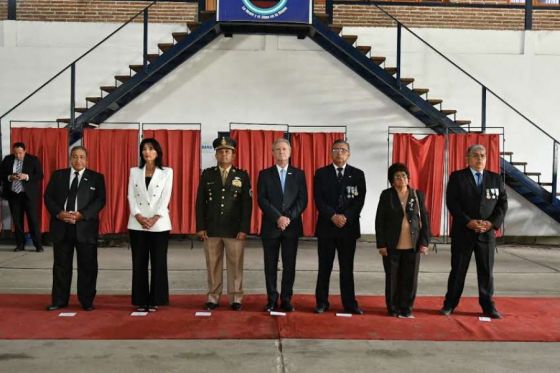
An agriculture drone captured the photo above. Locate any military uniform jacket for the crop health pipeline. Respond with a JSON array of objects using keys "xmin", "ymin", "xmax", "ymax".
[
  {"xmin": 195, "ymin": 166, "xmax": 252, "ymax": 238},
  {"xmin": 447, "ymin": 167, "xmax": 508, "ymax": 245},
  {"xmin": 314, "ymin": 164, "xmax": 366, "ymax": 239}
]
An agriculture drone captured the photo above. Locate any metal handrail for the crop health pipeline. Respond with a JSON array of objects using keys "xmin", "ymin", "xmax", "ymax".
[
  {"xmin": 332, "ymin": 0, "xmax": 560, "ymax": 11},
  {"xmin": 329, "ymin": 1, "xmax": 559, "ymax": 143},
  {"xmin": 0, "ymin": 0, "xmax": 158, "ymax": 121}
]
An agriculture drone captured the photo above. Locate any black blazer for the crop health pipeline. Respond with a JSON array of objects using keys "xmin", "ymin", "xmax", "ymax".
[
  {"xmin": 375, "ymin": 187, "xmax": 430, "ymax": 252},
  {"xmin": 0, "ymin": 154, "xmax": 43, "ymax": 200},
  {"xmin": 314, "ymin": 164, "xmax": 366, "ymax": 239},
  {"xmin": 447, "ymin": 167, "xmax": 507, "ymax": 245},
  {"xmin": 44, "ymin": 168, "xmax": 106, "ymax": 244},
  {"xmin": 257, "ymin": 165, "xmax": 308, "ymax": 238}
]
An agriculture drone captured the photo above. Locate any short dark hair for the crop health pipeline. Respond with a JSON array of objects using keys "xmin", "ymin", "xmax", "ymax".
[
  {"xmin": 13, "ymin": 142, "xmax": 25, "ymax": 150},
  {"xmin": 139, "ymin": 138, "xmax": 164, "ymax": 169},
  {"xmin": 70, "ymin": 145, "xmax": 88, "ymax": 157},
  {"xmin": 388, "ymin": 162, "xmax": 410, "ymax": 183},
  {"xmin": 332, "ymin": 139, "xmax": 350, "ymax": 151}
]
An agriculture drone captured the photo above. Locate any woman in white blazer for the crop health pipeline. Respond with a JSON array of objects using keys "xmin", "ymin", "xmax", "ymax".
[{"xmin": 128, "ymin": 138, "xmax": 173, "ymax": 312}]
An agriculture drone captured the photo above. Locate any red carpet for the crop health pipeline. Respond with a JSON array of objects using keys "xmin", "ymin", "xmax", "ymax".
[{"xmin": 0, "ymin": 294, "xmax": 558, "ymax": 341}]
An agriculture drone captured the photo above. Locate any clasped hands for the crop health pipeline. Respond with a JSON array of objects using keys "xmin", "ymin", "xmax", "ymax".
[
  {"xmin": 331, "ymin": 213, "xmax": 347, "ymax": 228},
  {"xmin": 135, "ymin": 214, "xmax": 160, "ymax": 230},
  {"xmin": 9, "ymin": 173, "xmax": 28, "ymax": 181},
  {"xmin": 466, "ymin": 219, "xmax": 493, "ymax": 233},
  {"xmin": 277, "ymin": 216, "xmax": 291, "ymax": 231},
  {"xmin": 57, "ymin": 211, "xmax": 83, "ymax": 224}
]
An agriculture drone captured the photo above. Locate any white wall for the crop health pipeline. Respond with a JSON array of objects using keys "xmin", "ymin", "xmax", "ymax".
[{"xmin": 1, "ymin": 20, "xmax": 560, "ymax": 236}]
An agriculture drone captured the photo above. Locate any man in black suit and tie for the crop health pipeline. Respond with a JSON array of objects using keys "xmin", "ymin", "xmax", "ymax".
[
  {"xmin": 441, "ymin": 144, "xmax": 507, "ymax": 319},
  {"xmin": 44, "ymin": 146, "xmax": 106, "ymax": 311},
  {"xmin": 314, "ymin": 139, "xmax": 366, "ymax": 314},
  {"xmin": 257, "ymin": 138, "xmax": 308, "ymax": 312},
  {"xmin": 0, "ymin": 142, "xmax": 44, "ymax": 252}
]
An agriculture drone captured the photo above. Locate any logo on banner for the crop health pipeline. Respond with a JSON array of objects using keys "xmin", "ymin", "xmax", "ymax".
[{"xmin": 241, "ymin": 0, "xmax": 289, "ymax": 20}]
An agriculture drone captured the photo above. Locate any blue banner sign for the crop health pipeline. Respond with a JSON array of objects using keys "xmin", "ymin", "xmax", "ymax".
[{"xmin": 217, "ymin": 0, "xmax": 312, "ymax": 24}]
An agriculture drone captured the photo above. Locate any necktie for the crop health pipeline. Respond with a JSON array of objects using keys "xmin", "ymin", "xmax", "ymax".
[
  {"xmin": 337, "ymin": 167, "xmax": 343, "ymax": 181},
  {"xmin": 475, "ymin": 172, "xmax": 482, "ymax": 193},
  {"xmin": 66, "ymin": 171, "xmax": 80, "ymax": 211},
  {"xmin": 12, "ymin": 159, "xmax": 23, "ymax": 193},
  {"xmin": 221, "ymin": 169, "xmax": 228, "ymax": 185},
  {"xmin": 280, "ymin": 168, "xmax": 286, "ymax": 193}
]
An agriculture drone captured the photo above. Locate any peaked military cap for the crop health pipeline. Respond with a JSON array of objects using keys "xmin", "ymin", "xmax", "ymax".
[{"xmin": 213, "ymin": 136, "xmax": 236, "ymax": 151}]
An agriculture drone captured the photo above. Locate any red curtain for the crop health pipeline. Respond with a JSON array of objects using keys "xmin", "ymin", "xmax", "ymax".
[
  {"xmin": 230, "ymin": 129, "xmax": 285, "ymax": 235},
  {"xmin": 448, "ymin": 133, "xmax": 500, "ymax": 174},
  {"xmin": 392, "ymin": 134, "xmax": 446, "ymax": 237},
  {"xmin": 143, "ymin": 129, "xmax": 200, "ymax": 234},
  {"xmin": 83, "ymin": 129, "xmax": 138, "ymax": 234},
  {"xmin": 10, "ymin": 127, "xmax": 68, "ymax": 233},
  {"xmin": 291, "ymin": 132, "xmax": 345, "ymax": 237}
]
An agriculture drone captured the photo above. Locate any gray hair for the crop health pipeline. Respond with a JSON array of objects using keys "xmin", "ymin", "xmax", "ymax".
[
  {"xmin": 467, "ymin": 144, "xmax": 486, "ymax": 157},
  {"xmin": 272, "ymin": 137, "xmax": 291, "ymax": 149},
  {"xmin": 332, "ymin": 139, "xmax": 350, "ymax": 151}
]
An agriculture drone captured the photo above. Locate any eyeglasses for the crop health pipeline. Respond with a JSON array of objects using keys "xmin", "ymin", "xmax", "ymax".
[
  {"xmin": 332, "ymin": 148, "xmax": 349, "ymax": 153},
  {"xmin": 394, "ymin": 174, "xmax": 408, "ymax": 179}
]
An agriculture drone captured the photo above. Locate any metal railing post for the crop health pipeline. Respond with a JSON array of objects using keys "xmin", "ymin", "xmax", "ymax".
[
  {"xmin": 553, "ymin": 141, "xmax": 558, "ymax": 203},
  {"xmin": 143, "ymin": 8, "xmax": 149, "ymax": 69},
  {"xmin": 8, "ymin": 0, "xmax": 16, "ymax": 20},
  {"xmin": 481, "ymin": 86, "xmax": 487, "ymax": 132},
  {"xmin": 396, "ymin": 23, "xmax": 402, "ymax": 89},
  {"xmin": 199, "ymin": 0, "xmax": 206, "ymax": 13},
  {"xmin": 70, "ymin": 63, "xmax": 76, "ymax": 129},
  {"xmin": 525, "ymin": 0, "xmax": 533, "ymax": 30},
  {"xmin": 326, "ymin": 0, "xmax": 334, "ymax": 25}
]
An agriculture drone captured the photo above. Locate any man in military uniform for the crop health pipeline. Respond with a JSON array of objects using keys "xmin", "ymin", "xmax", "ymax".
[{"xmin": 196, "ymin": 137, "xmax": 252, "ymax": 311}]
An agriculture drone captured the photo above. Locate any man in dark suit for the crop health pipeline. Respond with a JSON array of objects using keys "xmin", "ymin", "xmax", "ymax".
[
  {"xmin": 0, "ymin": 142, "xmax": 44, "ymax": 252},
  {"xmin": 196, "ymin": 137, "xmax": 252, "ymax": 311},
  {"xmin": 314, "ymin": 139, "xmax": 366, "ymax": 314},
  {"xmin": 44, "ymin": 146, "xmax": 106, "ymax": 311},
  {"xmin": 257, "ymin": 138, "xmax": 307, "ymax": 312},
  {"xmin": 441, "ymin": 144, "xmax": 507, "ymax": 319}
]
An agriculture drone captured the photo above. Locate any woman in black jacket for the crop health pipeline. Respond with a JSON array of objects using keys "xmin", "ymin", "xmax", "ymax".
[{"xmin": 375, "ymin": 163, "xmax": 430, "ymax": 318}]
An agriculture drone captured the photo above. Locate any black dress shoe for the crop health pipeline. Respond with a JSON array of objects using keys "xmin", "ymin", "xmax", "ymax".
[
  {"xmin": 35, "ymin": 247, "xmax": 44, "ymax": 252},
  {"xmin": 315, "ymin": 304, "xmax": 329, "ymax": 313},
  {"xmin": 265, "ymin": 301, "xmax": 277, "ymax": 312},
  {"xmin": 136, "ymin": 305, "xmax": 149, "ymax": 312},
  {"xmin": 440, "ymin": 306, "xmax": 454, "ymax": 316},
  {"xmin": 231, "ymin": 302, "xmax": 242, "ymax": 311},
  {"xmin": 484, "ymin": 309, "xmax": 502, "ymax": 319},
  {"xmin": 82, "ymin": 305, "xmax": 95, "ymax": 311},
  {"xmin": 14, "ymin": 246, "xmax": 24, "ymax": 252},
  {"xmin": 46, "ymin": 304, "xmax": 67, "ymax": 311},
  {"xmin": 388, "ymin": 310, "xmax": 399, "ymax": 317},
  {"xmin": 204, "ymin": 302, "xmax": 219, "ymax": 311},
  {"xmin": 344, "ymin": 307, "xmax": 364, "ymax": 315},
  {"xmin": 281, "ymin": 302, "xmax": 295, "ymax": 312}
]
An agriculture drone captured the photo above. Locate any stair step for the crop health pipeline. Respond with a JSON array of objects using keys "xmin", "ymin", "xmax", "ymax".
[
  {"xmin": 455, "ymin": 120, "xmax": 471, "ymax": 125},
  {"xmin": 129, "ymin": 64, "xmax": 144, "ymax": 73},
  {"xmin": 187, "ymin": 21, "xmax": 200, "ymax": 32},
  {"xmin": 115, "ymin": 75, "xmax": 131, "ymax": 83},
  {"xmin": 342, "ymin": 35, "xmax": 358, "ymax": 45},
  {"xmin": 330, "ymin": 25, "xmax": 343, "ymax": 35},
  {"xmin": 86, "ymin": 96, "xmax": 102, "ymax": 104},
  {"xmin": 371, "ymin": 56, "xmax": 386, "ymax": 65},
  {"xmin": 385, "ymin": 67, "xmax": 397, "ymax": 75},
  {"xmin": 172, "ymin": 32, "xmax": 188, "ymax": 42},
  {"xmin": 399, "ymin": 78, "xmax": 414, "ymax": 86},
  {"xmin": 100, "ymin": 86, "xmax": 116, "ymax": 94},
  {"xmin": 158, "ymin": 43, "xmax": 174, "ymax": 53},
  {"xmin": 501, "ymin": 151, "xmax": 513, "ymax": 156},
  {"xmin": 199, "ymin": 10, "xmax": 216, "ymax": 22},
  {"xmin": 147, "ymin": 53, "xmax": 159, "ymax": 63},
  {"xmin": 511, "ymin": 162, "xmax": 528, "ymax": 166},
  {"xmin": 440, "ymin": 109, "xmax": 457, "ymax": 116},
  {"xmin": 413, "ymin": 88, "xmax": 429, "ymax": 96},
  {"xmin": 356, "ymin": 45, "xmax": 371, "ymax": 55},
  {"xmin": 315, "ymin": 13, "xmax": 329, "ymax": 24},
  {"xmin": 427, "ymin": 99, "xmax": 443, "ymax": 106},
  {"xmin": 539, "ymin": 182, "xmax": 553, "ymax": 186},
  {"xmin": 74, "ymin": 107, "xmax": 88, "ymax": 113},
  {"xmin": 525, "ymin": 172, "xmax": 541, "ymax": 177},
  {"xmin": 56, "ymin": 118, "xmax": 71, "ymax": 124}
]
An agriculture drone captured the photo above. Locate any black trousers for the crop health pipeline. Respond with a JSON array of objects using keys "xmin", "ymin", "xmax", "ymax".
[
  {"xmin": 382, "ymin": 249, "xmax": 420, "ymax": 314},
  {"xmin": 129, "ymin": 229, "xmax": 170, "ymax": 306},
  {"xmin": 7, "ymin": 191, "xmax": 42, "ymax": 249},
  {"xmin": 262, "ymin": 234, "xmax": 298, "ymax": 304},
  {"xmin": 443, "ymin": 238, "xmax": 495, "ymax": 313},
  {"xmin": 51, "ymin": 224, "xmax": 98, "ymax": 307},
  {"xmin": 315, "ymin": 236, "xmax": 358, "ymax": 309}
]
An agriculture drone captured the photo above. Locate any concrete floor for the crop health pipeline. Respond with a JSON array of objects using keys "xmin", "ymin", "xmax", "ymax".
[{"xmin": 0, "ymin": 239, "xmax": 559, "ymax": 372}]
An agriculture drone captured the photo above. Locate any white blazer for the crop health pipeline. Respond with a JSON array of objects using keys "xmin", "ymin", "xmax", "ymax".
[{"xmin": 127, "ymin": 166, "xmax": 173, "ymax": 232}]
